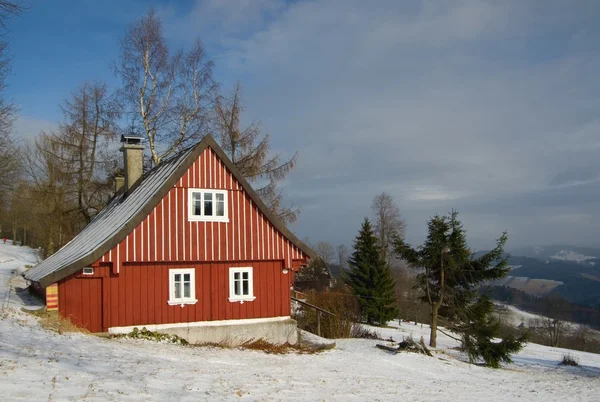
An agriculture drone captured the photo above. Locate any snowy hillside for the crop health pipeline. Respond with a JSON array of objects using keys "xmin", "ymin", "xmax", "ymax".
[
  {"xmin": 1, "ymin": 242, "xmax": 600, "ymax": 401},
  {"xmin": 550, "ymin": 250, "xmax": 597, "ymax": 264}
]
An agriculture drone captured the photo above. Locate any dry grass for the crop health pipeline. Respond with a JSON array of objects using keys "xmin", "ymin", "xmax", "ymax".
[
  {"xmin": 194, "ymin": 338, "xmax": 321, "ymax": 354},
  {"xmin": 24, "ymin": 308, "xmax": 89, "ymax": 335},
  {"xmin": 240, "ymin": 338, "xmax": 319, "ymax": 354}
]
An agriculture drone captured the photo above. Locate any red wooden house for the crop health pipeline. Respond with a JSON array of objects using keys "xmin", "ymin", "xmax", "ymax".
[{"xmin": 25, "ymin": 135, "xmax": 314, "ymax": 345}]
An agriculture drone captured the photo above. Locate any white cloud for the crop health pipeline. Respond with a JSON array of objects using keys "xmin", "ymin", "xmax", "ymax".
[{"xmin": 171, "ymin": 0, "xmax": 600, "ymax": 248}]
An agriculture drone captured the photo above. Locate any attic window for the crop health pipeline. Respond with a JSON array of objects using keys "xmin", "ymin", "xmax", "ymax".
[
  {"xmin": 188, "ymin": 189, "xmax": 228, "ymax": 222},
  {"xmin": 82, "ymin": 267, "xmax": 94, "ymax": 275}
]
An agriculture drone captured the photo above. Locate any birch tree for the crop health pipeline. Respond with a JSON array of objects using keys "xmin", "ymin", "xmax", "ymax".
[
  {"xmin": 115, "ymin": 9, "xmax": 217, "ymax": 166},
  {"xmin": 371, "ymin": 192, "xmax": 405, "ymax": 263},
  {"xmin": 0, "ymin": 1, "xmax": 24, "ymax": 196}
]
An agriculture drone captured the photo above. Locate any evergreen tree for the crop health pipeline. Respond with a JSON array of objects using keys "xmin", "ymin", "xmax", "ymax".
[
  {"xmin": 344, "ymin": 218, "xmax": 397, "ymax": 325},
  {"xmin": 395, "ymin": 211, "xmax": 527, "ymax": 366}
]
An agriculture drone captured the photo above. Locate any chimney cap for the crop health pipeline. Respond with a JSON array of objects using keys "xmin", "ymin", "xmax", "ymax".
[{"xmin": 121, "ymin": 134, "xmax": 144, "ymax": 146}]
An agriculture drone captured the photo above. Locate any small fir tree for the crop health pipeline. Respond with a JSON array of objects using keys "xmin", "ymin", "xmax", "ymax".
[
  {"xmin": 344, "ymin": 218, "xmax": 397, "ymax": 325},
  {"xmin": 455, "ymin": 296, "xmax": 526, "ymax": 368},
  {"xmin": 395, "ymin": 211, "xmax": 526, "ymax": 366}
]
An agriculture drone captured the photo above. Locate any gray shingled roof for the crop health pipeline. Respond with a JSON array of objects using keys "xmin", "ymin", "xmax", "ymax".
[{"xmin": 25, "ymin": 135, "xmax": 315, "ymax": 288}]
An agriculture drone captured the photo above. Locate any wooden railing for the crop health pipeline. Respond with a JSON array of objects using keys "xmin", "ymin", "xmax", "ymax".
[{"xmin": 291, "ymin": 296, "xmax": 335, "ymax": 337}]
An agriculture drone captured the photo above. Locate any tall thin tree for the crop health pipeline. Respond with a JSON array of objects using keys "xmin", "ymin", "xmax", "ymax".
[
  {"xmin": 115, "ymin": 9, "xmax": 217, "ymax": 166},
  {"xmin": 215, "ymin": 83, "xmax": 299, "ymax": 224},
  {"xmin": 345, "ymin": 218, "xmax": 397, "ymax": 325},
  {"xmin": 371, "ymin": 192, "xmax": 405, "ymax": 263}
]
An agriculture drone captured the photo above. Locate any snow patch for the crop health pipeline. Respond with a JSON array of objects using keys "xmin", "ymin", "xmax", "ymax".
[{"xmin": 550, "ymin": 249, "xmax": 596, "ymax": 263}]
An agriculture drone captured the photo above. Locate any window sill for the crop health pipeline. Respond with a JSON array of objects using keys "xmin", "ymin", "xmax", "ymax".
[
  {"xmin": 228, "ymin": 296, "xmax": 256, "ymax": 304},
  {"xmin": 167, "ymin": 299, "xmax": 198, "ymax": 307},
  {"xmin": 188, "ymin": 216, "xmax": 229, "ymax": 223}
]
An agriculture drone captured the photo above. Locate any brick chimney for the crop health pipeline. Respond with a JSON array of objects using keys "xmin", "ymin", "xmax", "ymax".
[{"xmin": 120, "ymin": 134, "xmax": 144, "ymax": 193}]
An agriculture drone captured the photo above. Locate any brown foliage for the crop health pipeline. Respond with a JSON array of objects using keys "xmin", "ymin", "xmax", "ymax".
[{"xmin": 294, "ymin": 287, "xmax": 360, "ymax": 339}]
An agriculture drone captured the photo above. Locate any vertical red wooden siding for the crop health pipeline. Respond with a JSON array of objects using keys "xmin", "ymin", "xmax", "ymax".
[
  {"xmin": 58, "ymin": 146, "xmax": 307, "ymax": 332},
  {"xmin": 58, "ymin": 260, "xmax": 290, "ymax": 331},
  {"xmin": 99, "ymin": 147, "xmax": 308, "ymax": 270}
]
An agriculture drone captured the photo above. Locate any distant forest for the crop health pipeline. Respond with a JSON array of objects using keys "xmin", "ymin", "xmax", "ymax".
[{"xmin": 482, "ymin": 285, "xmax": 600, "ymax": 330}]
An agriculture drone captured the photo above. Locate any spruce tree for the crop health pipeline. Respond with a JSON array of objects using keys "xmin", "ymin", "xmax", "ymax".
[
  {"xmin": 395, "ymin": 211, "xmax": 527, "ymax": 366},
  {"xmin": 345, "ymin": 218, "xmax": 397, "ymax": 325}
]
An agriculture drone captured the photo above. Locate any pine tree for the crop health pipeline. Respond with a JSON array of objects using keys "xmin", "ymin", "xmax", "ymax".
[
  {"xmin": 395, "ymin": 211, "xmax": 527, "ymax": 366},
  {"xmin": 344, "ymin": 218, "xmax": 397, "ymax": 325}
]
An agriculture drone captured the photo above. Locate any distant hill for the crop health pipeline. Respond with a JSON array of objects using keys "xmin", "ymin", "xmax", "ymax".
[
  {"xmin": 508, "ymin": 245, "xmax": 600, "ymax": 263},
  {"xmin": 476, "ymin": 245, "xmax": 600, "ymax": 309}
]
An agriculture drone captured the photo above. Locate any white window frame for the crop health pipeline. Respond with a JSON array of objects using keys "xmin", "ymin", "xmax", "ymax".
[
  {"xmin": 168, "ymin": 268, "xmax": 198, "ymax": 306},
  {"xmin": 228, "ymin": 267, "xmax": 256, "ymax": 303},
  {"xmin": 188, "ymin": 189, "xmax": 229, "ymax": 222},
  {"xmin": 82, "ymin": 267, "xmax": 94, "ymax": 275}
]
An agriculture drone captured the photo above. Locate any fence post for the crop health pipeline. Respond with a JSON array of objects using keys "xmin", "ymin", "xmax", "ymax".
[{"xmin": 317, "ymin": 311, "xmax": 321, "ymax": 337}]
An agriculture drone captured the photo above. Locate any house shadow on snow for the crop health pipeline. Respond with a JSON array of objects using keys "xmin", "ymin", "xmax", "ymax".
[{"xmin": 13, "ymin": 285, "xmax": 44, "ymax": 310}]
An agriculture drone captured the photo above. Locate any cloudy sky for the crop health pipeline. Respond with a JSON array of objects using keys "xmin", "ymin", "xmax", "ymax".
[{"xmin": 7, "ymin": 0, "xmax": 600, "ymax": 251}]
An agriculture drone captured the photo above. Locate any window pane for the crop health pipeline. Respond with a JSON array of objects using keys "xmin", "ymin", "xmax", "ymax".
[
  {"xmin": 184, "ymin": 273, "xmax": 190, "ymax": 282},
  {"xmin": 174, "ymin": 282, "xmax": 181, "ymax": 299},
  {"xmin": 216, "ymin": 200, "xmax": 224, "ymax": 216},
  {"xmin": 216, "ymin": 193, "xmax": 224, "ymax": 201},
  {"xmin": 204, "ymin": 193, "xmax": 213, "ymax": 216},
  {"xmin": 243, "ymin": 280, "xmax": 249, "ymax": 295},
  {"xmin": 242, "ymin": 272, "xmax": 248, "ymax": 280},
  {"xmin": 184, "ymin": 282, "xmax": 191, "ymax": 298},
  {"xmin": 234, "ymin": 272, "xmax": 240, "ymax": 280},
  {"xmin": 193, "ymin": 193, "xmax": 202, "ymax": 215},
  {"xmin": 234, "ymin": 280, "xmax": 240, "ymax": 295},
  {"xmin": 174, "ymin": 274, "xmax": 181, "ymax": 282}
]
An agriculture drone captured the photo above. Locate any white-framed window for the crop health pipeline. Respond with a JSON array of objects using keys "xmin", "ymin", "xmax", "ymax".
[
  {"xmin": 188, "ymin": 189, "xmax": 228, "ymax": 222},
  {"xmin": 229, "ymin": 267, "xmax": 255, "ymax": 303},
  {"xmin": 168, "ymin": 268, "xmax": 198, "ymax": 306},
  {"xmin": 82, "ymin": 267, "xmax": 94, "ymax": 275}
]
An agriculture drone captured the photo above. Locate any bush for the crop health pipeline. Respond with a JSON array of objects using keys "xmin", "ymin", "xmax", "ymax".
[
  {"xmin": 350, "ymin": 324, "xmax": 381, "ymax": 340},
  {"xmin": 293, "ymin": 286, "xmax": 360, "ymax": 339},
  {"xmin": 117, "ymin": 327, "xmax": 188, "ymax": 345},
  {"xmin": 559, "ymin": 353, "xmax": 579, "ymax": 367}
]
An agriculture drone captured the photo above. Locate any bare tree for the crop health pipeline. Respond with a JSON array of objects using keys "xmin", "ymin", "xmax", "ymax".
[
  {"xmin": 529, "ymin": 294, "xmax": 571, "ymax": 347},
  {"xmin": 372, "ymin": 192, "xmax": 406, "ymax": 262},
  {"xmin": 20, "ymin": 135, "xmax": 74, "ymax": 253},
  {"xmin": 0, "ymin": 129, "xmax": 20, "ymax": 193},
  {"xmin": 14, "ymin": 83, "xmax": 121, "ymax": 253},
  {"xmin": 313, "ymin": 241, "xmax": 335, "ymax": 265},
  {"xmin": 115, "ymin": 9, "xmax": 217, "ymax": 166},
  {"xmin": 0, "ymin": 1, "xmax": 25, "ymax": 197},
  {"xmin": 215, "ymin": 83, "xmax": 299, "ymax": 224},
  {"xmin": 337, "ymin": 244, "xmax": 348, "ymax": 271},
  {"xmin": 54, "ymin": 83, "xmax": 122, "ymax": 222}
]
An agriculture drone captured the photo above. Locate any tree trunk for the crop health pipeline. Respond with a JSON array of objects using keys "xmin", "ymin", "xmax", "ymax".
[{"xmin": 430, "ymin": 305, "xmax": 439, "ymax": 348}]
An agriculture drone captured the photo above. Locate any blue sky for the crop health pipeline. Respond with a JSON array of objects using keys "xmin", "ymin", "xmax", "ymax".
[{"xmin": 6, "ymin": 0, "xmax": 600, "ymax": 251}]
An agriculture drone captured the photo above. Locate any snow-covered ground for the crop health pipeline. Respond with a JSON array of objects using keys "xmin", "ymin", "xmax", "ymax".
[
  {"xmin": 1, "ymin": 242, "xmax": 600, "ymax": 401},
  {"xmin": 550, "ymin": 250, "xmax": 597, "ymax": 263}
]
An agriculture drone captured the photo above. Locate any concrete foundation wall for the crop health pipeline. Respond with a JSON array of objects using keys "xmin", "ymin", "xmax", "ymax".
[{"xmin": 109, "ymin": 317, "xmax": 298, "ymax": 346}]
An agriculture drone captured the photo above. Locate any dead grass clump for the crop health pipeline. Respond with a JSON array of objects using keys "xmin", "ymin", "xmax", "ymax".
[
  {"xmin": 350, "ymin": 324, "xmax": 382, "ymax": 340},
  {"xmin": 38, "ymin": 312, "xmax": 89, "ymax": 334},
  {"xmin": 239, "ymin": 338, "xmax": 320, "ymax": 355}
]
